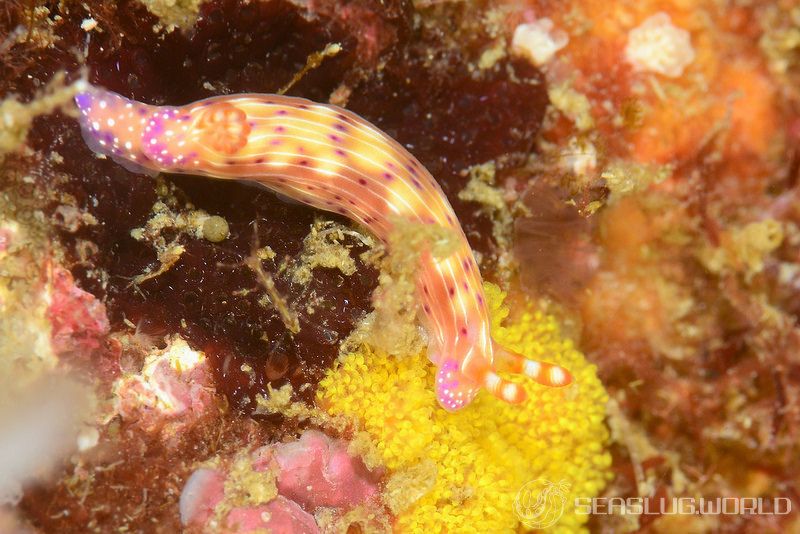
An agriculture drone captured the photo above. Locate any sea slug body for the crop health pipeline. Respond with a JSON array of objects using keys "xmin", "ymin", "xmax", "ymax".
[{"xmin": 73, "ymin": 82, "xmax": 573, "ymax": 411}]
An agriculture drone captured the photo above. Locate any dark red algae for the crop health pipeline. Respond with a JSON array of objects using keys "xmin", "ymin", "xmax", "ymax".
[{"xmin": 3, "ymin": 0, "xmax": 549, "ymax": 411}]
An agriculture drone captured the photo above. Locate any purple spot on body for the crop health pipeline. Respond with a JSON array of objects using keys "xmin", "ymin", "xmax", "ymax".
[
  {"xmin": 337, "ymin": 208, "xmax": 347, "ymax": 215},
  {"xmin": 298, "ymin": 160, "xmax": 309, "ymax": 166},
  {"xmin": 460, "ymin": 327, "xmax": 468, "ymax": 336},
  {"xmin": 138, "ymin": 108, "xmax": 147, "ymax": 115},
  {"xmin": 334, "ymin": 195, "xmax": 342, "ymax": 201},
  {"xmin": 271, "ymin": 139, "xmax": 282, "ymax": 146},
  {"xmin": 298, "ymin": 104, "xmax": 309, "ymax": 110},
  {"xmin": 411, "ymin": 178, "xmax": 422, "ymax": 190},
  {"xmin": 334, "ymin": 149, "xmax": 346, "ymax": 157},
  {"xmin": 329, "ymin": 134, "xmax": 342, "ymax": 143},
  {"xmin": 75, "ymin": 93, "xmax": 92, "ymax": 110},
  {"xmin": 382, "ymin": 172, "xmax": 393, "ymax": 180},
  {"xmin": 274, "ymin": 126, "xmax": 286, "ymax": 133},
  {"xmin": 442, "ymin": 360, "xmax": 458, "ymax": 372},
  {"xmin": 226, "ymin": 159, "xmax": 237, "ymax": 165},
  {"xmin": 446, "ymin": 215, "xmax": 454, "ymax": 225},
  {"xmin": 423, "ymin": 305, "xmax": 431, "ymax": 314},
  {"xmin": 462, "ymin": 282, "xmax": 469, "ymax": 290},
  {"xmin": 358, "ymin": 178, "xmax": 367, "ymax": 186},
  {"xmin": 477, "ymin": 294, "xmax": 484, "ymax": 305},
  {"xmin": 255, "ymin": 157, "xmax": 265, "ymax": 163},
  {"xmin": 276, "ymin": 109, "xmax": 288, "ymax": 116},
  {"xmin": 448, "ymin": 287, "xmax": 455, "ymax": 297},
  {"xmin": 334, "ymin": 123, "xmax": 347, "ymax": 132}
]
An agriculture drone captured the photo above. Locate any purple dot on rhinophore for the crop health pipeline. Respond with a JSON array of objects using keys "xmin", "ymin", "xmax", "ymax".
[{"xmin": 75, "ymin": 92, "xmax": 92, "ymax": 110}]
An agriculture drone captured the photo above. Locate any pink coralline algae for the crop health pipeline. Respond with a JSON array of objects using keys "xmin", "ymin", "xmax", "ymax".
[
  {"xmin": 46, "ymin": 266, "xmax": 109, "ymax": 356},
  {"xmin": 114, "ymin": 337, "xmax": 217, "ymax": 434},
  {"xmin": 179, "ymin": 429, "xmax": 381, "ymax": 532}
]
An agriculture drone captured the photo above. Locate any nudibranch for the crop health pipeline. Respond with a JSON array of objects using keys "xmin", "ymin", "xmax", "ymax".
[{"xmin": 73, "ymin": 82, "xmax": 573, "ymax": 411}]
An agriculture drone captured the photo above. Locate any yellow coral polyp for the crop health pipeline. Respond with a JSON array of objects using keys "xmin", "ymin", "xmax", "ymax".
[{"xmin": 318, "ymin": 283, "xmax": 611, "ymax": 533}]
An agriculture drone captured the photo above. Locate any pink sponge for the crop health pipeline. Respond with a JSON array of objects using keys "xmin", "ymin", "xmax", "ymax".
[
  {"xmin": 226, "ymin": 497, "xmax": 320, "ymax": 533},
  {"xmin": 256, "ymin": 429, "xmax": 381, "ymax": 510}
]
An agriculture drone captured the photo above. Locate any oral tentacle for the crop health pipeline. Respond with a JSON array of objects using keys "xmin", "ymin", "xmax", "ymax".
[{"xmin": 495, "ymin": 345, "xmax": 574, "ymax": 388}]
